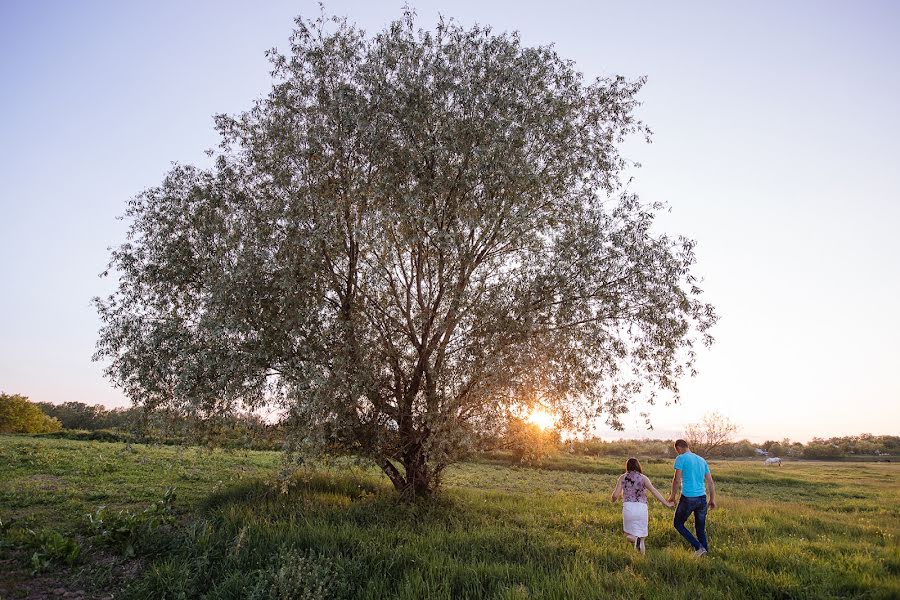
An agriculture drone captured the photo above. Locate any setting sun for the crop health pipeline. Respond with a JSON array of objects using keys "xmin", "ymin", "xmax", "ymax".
[{"xmin": 527, "ymin": 408, "xmax": 557, "ymax": 430}]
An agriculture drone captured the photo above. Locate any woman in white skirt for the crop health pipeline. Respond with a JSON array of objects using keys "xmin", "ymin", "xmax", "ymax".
[{"xmin": 611, "ymin": 457, "xmax": 674, "ymax": 554}]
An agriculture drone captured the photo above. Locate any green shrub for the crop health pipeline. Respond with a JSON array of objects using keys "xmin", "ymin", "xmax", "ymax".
[
  {"xmin": 27, "ymin": 529, "xmax": 81, "ymax": 573},
  {"xmin": 0, "ymin": 393, "xmax": 62, "ymax": 434},
  {"xmin": 248, "ymin": 548, "xmax": 351, "ymax": 600},
  {"xmin": 503, "ymin": 418, "xmax": 560, "ymax": 466},
  {"xmin": 87, "ymin": 487, "xmax": 177, "ymax": 558},
  {"xmin": 38, "ymin": 429, "xmax": 137, "ymax": 443}
]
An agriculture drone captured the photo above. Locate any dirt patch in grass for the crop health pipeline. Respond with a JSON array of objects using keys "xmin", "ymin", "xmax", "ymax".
[
  {"xmin": 0, "ymin": 557, "xmax": 99, "ymax": 600},
  {"xmin": 24, "ymin": 475, "xmax": 65, "ymax": 491}
]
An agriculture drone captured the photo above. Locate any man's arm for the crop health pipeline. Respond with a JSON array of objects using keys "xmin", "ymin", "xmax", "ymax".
[
  {"xmin": 705, "ymin": 472, "xmax": 716, "ymax": 509},
  {"xmin": 668, "ymin": 470, "xmax": 682, "ymax": 503}
]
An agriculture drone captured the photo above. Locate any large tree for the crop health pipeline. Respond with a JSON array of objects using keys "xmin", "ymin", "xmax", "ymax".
[{"xmin": 95, "ymin": 11, "xmax": 716, "ymax": 499}]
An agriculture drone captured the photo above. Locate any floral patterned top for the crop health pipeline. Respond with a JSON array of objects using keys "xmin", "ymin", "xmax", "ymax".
[{"xmin": 622, "ymin": 470, "xmax": 647, "ymax": 504}]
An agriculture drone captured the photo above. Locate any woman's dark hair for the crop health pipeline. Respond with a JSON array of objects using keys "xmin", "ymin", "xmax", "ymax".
[{"xmin": 625, "ymin": 457, "xmax": 642, "ymax": 473}]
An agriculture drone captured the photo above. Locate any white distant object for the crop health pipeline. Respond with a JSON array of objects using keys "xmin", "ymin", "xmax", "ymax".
[
  {"xmin": 764, "ymin": 457, "xmax": 782, "ymax": 466},
  {"xmin": 755, "ymin": 448, "xmax": 769, "ymax": 456}
]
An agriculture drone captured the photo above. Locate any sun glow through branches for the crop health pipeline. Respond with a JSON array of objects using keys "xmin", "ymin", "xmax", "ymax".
[{"xmin": 527, "ymin": 408, "xmax": 556, "ymax": 430}]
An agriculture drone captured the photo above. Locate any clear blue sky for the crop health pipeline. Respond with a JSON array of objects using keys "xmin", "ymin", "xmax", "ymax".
[{"xmin": 2, "ymin": 1, "xmax": 898, "ymax": 442}]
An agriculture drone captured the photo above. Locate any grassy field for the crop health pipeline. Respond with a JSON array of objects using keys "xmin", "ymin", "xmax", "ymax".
[{"xmin": 0, "ymin": 435, "xmax": 897, "ymax": 599}]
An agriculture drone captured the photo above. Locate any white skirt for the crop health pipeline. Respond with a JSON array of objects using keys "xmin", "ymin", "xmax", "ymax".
[{"xmin": 622, "ymin": 501, "xmax": 649, "ymax": 537}]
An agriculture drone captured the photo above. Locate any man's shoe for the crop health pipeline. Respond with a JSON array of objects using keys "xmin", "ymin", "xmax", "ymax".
[{"xmin": 693, "ymin": 548, "xmax": 708, "ymax": 557}]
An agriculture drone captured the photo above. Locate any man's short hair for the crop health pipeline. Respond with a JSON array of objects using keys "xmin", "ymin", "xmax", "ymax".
[{"xmin": 674, "ymin": 439, "xmax": 689, "ymax": 450}]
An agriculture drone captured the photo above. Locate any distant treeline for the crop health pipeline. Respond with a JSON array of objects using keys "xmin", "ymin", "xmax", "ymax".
[
  {"xmin": 31, "ymin": 400, "xmax": 283, "ymax": 450},
  {"xmin": 566, "ymin": 435, "xmax": 900, "ymax": 459},
  {"xmin": 10, "ymin": 398, "xmax": 900, "ymax": 460},
  {"xmin": 34, "ymin": 401, "xmax": 139, "ymax": 431},
  {"xmin": 791, "ymin": 435, "xmax": 900, "ymax": 459}
]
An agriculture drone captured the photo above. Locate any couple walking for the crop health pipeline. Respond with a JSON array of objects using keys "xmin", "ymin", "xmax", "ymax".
[{"xmin": 610, "ymin": 439, "xmax": 716, "ymax": 556}]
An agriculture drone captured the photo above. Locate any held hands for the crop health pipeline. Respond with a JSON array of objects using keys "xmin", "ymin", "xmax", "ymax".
[
  {"xmin": 664, "ymin": 500, "xmax": 675, "ymax": 509},
  {"xmin": 708, "ymin": 499, "xmax": 717, "ymax": 510}
]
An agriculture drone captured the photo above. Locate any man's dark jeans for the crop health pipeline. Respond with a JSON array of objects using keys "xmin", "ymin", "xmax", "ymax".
[{"xmin": 674, "ymin": 494, "xmax": 708, "ymax": 551}]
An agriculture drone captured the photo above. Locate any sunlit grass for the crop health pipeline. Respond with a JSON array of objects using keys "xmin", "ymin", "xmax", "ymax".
[{"xmin": 0, "ymin": 435, "xmax": 898, "ymax": 599}]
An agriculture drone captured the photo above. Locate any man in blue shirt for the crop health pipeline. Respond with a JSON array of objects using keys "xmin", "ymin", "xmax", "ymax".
[{"xmin": 668, "ymin": 439, "xmax": 717, "ymax": 557}]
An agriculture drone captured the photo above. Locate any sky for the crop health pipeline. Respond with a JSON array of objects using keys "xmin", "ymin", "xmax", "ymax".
[{"xmin": 1, "ymin": 1, "xmax": 898, "ymax": 443}]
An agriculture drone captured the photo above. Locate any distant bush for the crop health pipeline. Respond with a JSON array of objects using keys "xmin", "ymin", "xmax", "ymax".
[
  {"xmin": 32, "ymin": 401, "xmax": 285, "ymax": 450},
  {"xmin": 566, "ymin": 437, "xmax": 674, "ymax": 458},
  {"xmin": 34, "ymin": 401, "xmax": 140, "ymax": 431},
  {"xmin": 502, "ymin": 417, "xmax": 561, "ymax": 465},
  {"xmin": 37, "ymin": 429, "xmax": 137, "ymax": 444},
  {"xmin": 0, "ymin": 393, "xmax": 62, "ymax": 434},
  {"xmin": 792, "ymin": 435, "xmax": 900, "ymax": 459},
  {"xmin": 802, "ymin": 440, "xmax": 845, "ymax": 459},
  {"xmin": 718, "ymin": 439, "xmax": 759, "ymax": 458}
]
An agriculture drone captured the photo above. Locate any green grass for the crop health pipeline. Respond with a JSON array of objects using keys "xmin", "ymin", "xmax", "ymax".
[{"xmin": 0, "ymin": 435, "xmax": 898, "ymax": 599}]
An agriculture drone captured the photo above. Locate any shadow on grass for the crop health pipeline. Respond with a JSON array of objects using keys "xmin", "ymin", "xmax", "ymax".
[
  {"xmin": 200, "ymin": 470, "xmax": 385, "ymax": 509},
  {"xmin": 125, "ymin": 471, "xmax": 527, "ymax": 600}
]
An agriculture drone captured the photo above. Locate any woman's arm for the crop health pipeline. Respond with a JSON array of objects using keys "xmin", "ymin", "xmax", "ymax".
[
  {"xmin": 611, "ymin": 474, "xmax": 624, "ymax": 502},
  {"xmin": 644, "ymin": 475, "xmax": 675, "ymax": 507}
]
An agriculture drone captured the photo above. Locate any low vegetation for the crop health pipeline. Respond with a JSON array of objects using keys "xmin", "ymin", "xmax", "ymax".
[{"xmin": 1, "ymin": 435, "xmax": 897, "ymax": 599}]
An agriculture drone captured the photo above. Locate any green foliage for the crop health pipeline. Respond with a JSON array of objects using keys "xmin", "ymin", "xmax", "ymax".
[
  {"xmin": 567, "ymin": 437, "xmax": 676, "ymax": 458},
  {"xmin": 39, "ymin": 428, "xmax": 137, "ymax": 443},
  {"xmin": 719, "ymin": 438, "xmax": 759, "ymax": 457},
  {"xmin": 246, "ymin": 548, "xmax": 351, "ymax": 600},
  {"xmin": 760, "ymin": 439, "xmax": 806, "ymax": 458},
  {"xmin": 132, "ymin": 410, "xmax": 284, "ymax": 451},
  {"xmin": 94, "ymin": 9, "xmax": 717, "ymax": 499},
  {"xmin": 35, "ymin": 411, "xmax": 284, "ymax": 451},
  {"xmin": 802, "ymin": 440, "xmax": 845, "ymax": 459},
  {"xmin": 34, "ymin": 401, "xmax": 139, "ymax": 431},
  {"xmin": 0, "ymin": 393, "xmax": 62, "ymax": 434},
  {"xmin": 501, "ymin": 417, "xmax": 561, "ymax": 466},
  {"xmin": 802, "ymin": 434, "xmax": 900, "ymax": 458},
  {"xmin": 0, "ymin": 523, "xmax": 82, "ymax": 574},
  {"xmin": 27, "ymin": 529, "xmax": 81, "ymax": 573},
  {"xmin": 86, "ymin": 487, "xmax": 177, "ymax": 558}
]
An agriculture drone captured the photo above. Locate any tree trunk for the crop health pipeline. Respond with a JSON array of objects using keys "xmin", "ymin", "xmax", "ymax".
[{"xmin": 377, "ymin": 452, "xmax": 434, "ymax": 501}]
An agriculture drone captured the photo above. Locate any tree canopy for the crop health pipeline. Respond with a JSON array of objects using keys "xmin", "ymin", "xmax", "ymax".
[
  {"xmin": 0, "ymin": 393, "xmax": 62, "ymax": 434},
  {"xmin": 684, "ymin": 411, "xmax": 738, "ymax": 457},
  {"xmin": 95, "ymin": 11, "xmax": 716, "ymax": 498}
]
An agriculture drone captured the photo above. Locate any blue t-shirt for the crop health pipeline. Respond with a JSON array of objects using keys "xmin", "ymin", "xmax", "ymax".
[{"xmin": 674, "ymin": 451, "xmax": 710, "ymax": 497}]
